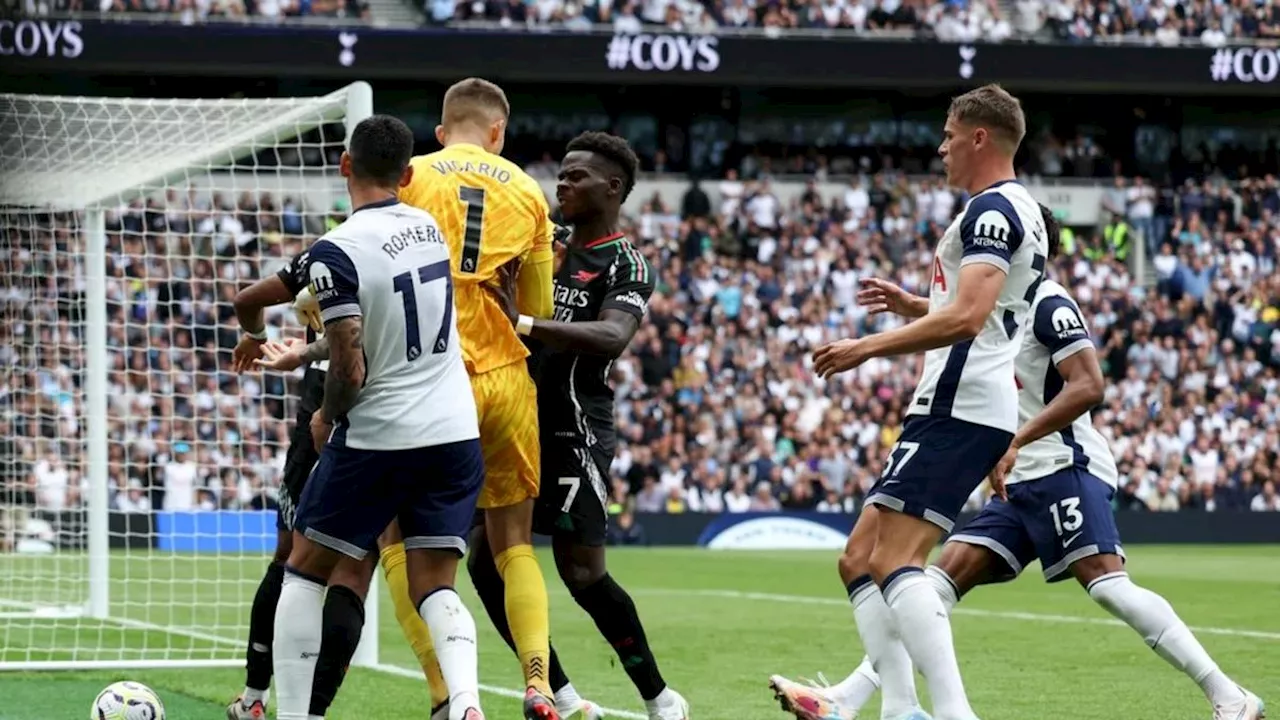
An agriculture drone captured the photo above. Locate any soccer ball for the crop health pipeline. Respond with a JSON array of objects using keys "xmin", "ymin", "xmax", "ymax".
[{"xmin": 90, "ymin": 681, "xmax": 165, "ymax": 720}]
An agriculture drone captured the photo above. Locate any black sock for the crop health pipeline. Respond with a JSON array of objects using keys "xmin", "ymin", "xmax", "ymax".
[
  {"xmin": 571, "ymin": 574, "xmax": 666, "ymax": 701},
  {"xmin": 467, "ymin": 537, "xmax": 572, "ymax": 693},
  {"xmin": 245, "ymin": 562, "xmax": 284, "ymax": 693},
  {"xmin": 309, "ymin": 584, "xmax": 365, "ymax": 716}
]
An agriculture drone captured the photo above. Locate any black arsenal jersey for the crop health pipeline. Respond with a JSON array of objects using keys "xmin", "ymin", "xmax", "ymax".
[
  {"xmin": 276, "ymin": 250, "xmax": 326, "ymax": 415},
  {"xmin": 530, "ymin": 232, "xmax": 655, "ymax": 457}
]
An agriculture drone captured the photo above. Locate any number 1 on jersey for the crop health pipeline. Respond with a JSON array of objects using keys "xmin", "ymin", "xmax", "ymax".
[
  {"xmin": 458, "ymin": 186, "xmax": 485, "ymax": 274},
  {"xmin": 392, "ymin": 259, "xmax": 453, "ymax": 362}
]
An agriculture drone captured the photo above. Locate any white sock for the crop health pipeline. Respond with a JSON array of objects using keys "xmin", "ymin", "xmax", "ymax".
[
  {"xmin": 850, "ymin": 578, "xmax": 920, "ymax": 718},
  {"xmin": 926, "ymin": 565, "xmax": 961, "ymax": 614},
  {"xmin": 883, "ymin": 568, "xmax": 975, "ymax": 720},
  {"xmin": 1087, "ymin": 571, "xmax": 1245, "ymax": 708},
  {"xmin": 419, "ymin": 588, "xmax": 481, "ymax": 720},
  {"xmin": 555, "ymin": 682, "xmax": 584, "ymax": 715},
  {"xmin": 241, "ymin": 687, "xmax": 267, "ymax": 705},
  {"xmin": 644, "ymin": 687, "xmax": 682, "ymax": 714},
  {"xmin": 827, "ymin": 656, "xmax": 880, "ymax": 712},
  {"xmin": 272, "ymin": 572, "xmax": 325, "ymax": 720}
]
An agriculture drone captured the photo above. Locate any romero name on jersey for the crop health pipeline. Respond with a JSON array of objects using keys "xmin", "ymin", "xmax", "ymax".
[{"xmin": 305, "ymin": 199, "xmax": 479, "ymax": 451}]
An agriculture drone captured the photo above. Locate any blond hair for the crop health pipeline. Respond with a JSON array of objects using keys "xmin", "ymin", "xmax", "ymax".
[
  {"xmin": 441, "ymin": 77, "xmax": 510, "ymax": 128},
  {"xmin": 948, "ymin": 84, "xmax": 1026, "ymax": 153}
]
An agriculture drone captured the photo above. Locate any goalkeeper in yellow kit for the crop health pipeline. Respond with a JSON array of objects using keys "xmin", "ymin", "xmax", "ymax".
[{"xmin": 390, "ymin": 77, "xmax": 561, "ymax": 720}]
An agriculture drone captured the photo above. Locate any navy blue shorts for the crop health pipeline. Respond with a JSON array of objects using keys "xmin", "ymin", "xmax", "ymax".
[
  {"xmin": 865, "ymin": 415, "xmax": 1013, "ymax": 533},
  {"xmin": 294, "ymin": 438, "xmax": 484, "ymax": 560},
  {"xmin": 948, "ymin": 467, "xmax": 1124, "ymax": 583}
]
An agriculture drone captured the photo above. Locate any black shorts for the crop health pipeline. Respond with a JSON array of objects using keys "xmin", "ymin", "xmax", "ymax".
[
  {"xmin": 277, "ymin": 369, "xmax": 325, "ymax": 532},
  {"xmin": 532, "ymin": 441, "xmax": 612, "ymax": 546}
]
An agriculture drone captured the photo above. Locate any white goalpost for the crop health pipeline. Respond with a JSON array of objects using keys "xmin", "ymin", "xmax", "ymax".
[{"xmin": 0, "ymin": 82, "xmax": 380, "ymax": 670}]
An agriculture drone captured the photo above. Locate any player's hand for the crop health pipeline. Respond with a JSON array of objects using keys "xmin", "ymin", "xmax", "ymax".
[
  {"xmin": 309, "ymin": 411, "xmax": 332, "ymax": 453},
  {"xmin": 552, "ymin": 237, "xmax": 569, "ymax": 275},
  {"xmin": 488, "ymin": 258, "xmax": 521, "ymax": 326},
  {"xmin": 255, "ymin": 338, "xmax": 308, "ymax": 372},
  {"xmin": 857, "ymin": 278, "xmax": 918, "ymax": 317},
  {"xmin": 232, "ymin": 333, "xmax": 266, "ymax": 373},
  {"xmin": 813, "ymin": 338, "xmax": 870, "ymax": 379},
  {"xmin": 988, "ymin": 443, "xmax": 1018, "ymax": 501}
]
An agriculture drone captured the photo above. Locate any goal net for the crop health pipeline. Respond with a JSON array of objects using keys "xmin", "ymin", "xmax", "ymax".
[{"xmin": 0, "ymin": 83, "xmax": 378, "ymax": 670}]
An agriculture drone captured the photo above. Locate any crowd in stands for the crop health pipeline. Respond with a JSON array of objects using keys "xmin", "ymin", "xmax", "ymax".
[
  {"xmin": 440, "ymin": 0, "xmax": 1274, "ymax": 44},
  {"xmin": 25, "ymin": 0, "xmax": 1274, "ymax": 45},
  {"xmin": 2, "ymin": 162, "xmax": 1279, "ymax": 527},
  {"xmin": 17, "ymin": 0, "xmax": 371, "ymax": 22}
]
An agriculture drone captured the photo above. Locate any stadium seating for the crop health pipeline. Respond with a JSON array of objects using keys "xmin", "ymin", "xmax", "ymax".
[
  {"xmin": 27, "ymin": 0, "xmax": 1273, "ymax": 44},
  {"xmin": 3, "ymin": 154, "xmax": 1277, "ymax": 520}
]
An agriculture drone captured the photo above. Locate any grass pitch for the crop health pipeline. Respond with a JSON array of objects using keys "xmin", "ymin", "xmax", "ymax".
[{"xmin": 1, "ymin": 545, "xmax": 1276, "ymax": 719}]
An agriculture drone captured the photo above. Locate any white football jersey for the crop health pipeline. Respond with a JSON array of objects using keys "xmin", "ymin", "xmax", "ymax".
[
  {"xmin": 1009, "ymin": 280, "xmax": 1118, "ymax": 488},
  {"xmin": 307, "ymin": 198, "xmax": 480, "ymax": 451},
  {"xmin": 908, "ymin": 180, "xmax": 1048, "ymax": 434}
]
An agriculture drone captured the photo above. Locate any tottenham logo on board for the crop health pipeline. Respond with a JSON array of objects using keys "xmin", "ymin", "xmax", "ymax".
[
  {"xmin": 338, "ymin": 32, "xmax": 357, "ymax": 67},
  {"xmin": 958, "ymin": 45, "xmax": 976, "ymax": 79}
]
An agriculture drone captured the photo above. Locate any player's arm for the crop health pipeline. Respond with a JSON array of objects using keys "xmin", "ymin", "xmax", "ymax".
[
  {"xmin": 231, "ymin": 255, "xmax": 308, "ymax": 371},
  {"xmin": 500, "ymin": 247, "xmax": 653, "ymax": 358},
  {"xmin": 305, "ymin": 240, "xmax": 366, "ymax": 423},
  {"xmin": 255, "ymin": 336, "xmax": 331, "ymax": 372},
  {"xmin": 515, "ymin": 218, "xmax": 557, "ymax": 319},
  {"xmin": 233, "ymin": 273, "xmax": 295, "ymax": 336},
  {"xmin": 857, "ymin": 277, "xmax": 930, "ymax": 319},
  {"xmin": 526, "ymin": 309, "xmax": 639, "ymax": 358},
  {"xmin": 858, "ymin": 262, "xmax": 1004, "ymax": 356},
  {"xmin": 1010, "ymin": 298, "xmax": 1103, "ymax": 451},
  {"xmin": 815, "ymin": 197, "xmax": 1023, "ymax": 377}
]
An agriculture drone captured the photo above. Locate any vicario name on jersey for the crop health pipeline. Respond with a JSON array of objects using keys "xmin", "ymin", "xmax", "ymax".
[
  {"xmin": 1010, "ymin": 279, "xmax": 1118, "ymax": 488},
  {"xmin": 910, "ymin": 180, "xmax": 1049, "ymax": 434},
  {"xmin": 305, "ymin": 199, "xmax": 479, "ymax": 451}
]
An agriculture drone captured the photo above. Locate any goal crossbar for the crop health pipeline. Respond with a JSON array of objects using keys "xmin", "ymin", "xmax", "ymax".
[
  {"xmin": 0, "ymin": 81, "xmax": 380, "ymax": 672},
  {"xmin": 0, "ymin": 83, "xmax": 372, "ymax": 210}
]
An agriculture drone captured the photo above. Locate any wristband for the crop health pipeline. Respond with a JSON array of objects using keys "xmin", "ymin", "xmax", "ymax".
[
  {"xmin": 245, "ymin": 328, "xmax": 268, "ymax": 342},
  {"xmin": 516, "ymin": 314, "xmax": 534, "ymax": 336}
]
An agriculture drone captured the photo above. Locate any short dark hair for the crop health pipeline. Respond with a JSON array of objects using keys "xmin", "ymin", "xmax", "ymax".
[
  {"xmin": 565, "ymin": 131, "xmax": 639, "ymax": 202},
  {"xmin": 348, "ymin": 115, "xmax": 415, "ymax": 186},
  {"xmin": 949, "ymin": 84, "xmax": 1026, "ymax": 153},
  {"xmin": 1038, "ymin": 202, "xmax": 1061, "ymax": 259}
]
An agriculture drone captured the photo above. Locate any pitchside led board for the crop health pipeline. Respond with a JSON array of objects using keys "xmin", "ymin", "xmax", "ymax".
[
  {"xmin": 697, "ymin": 513, "xmax": 854, "ymax": 550},
  {"xmin": 5, "ymin": 19, "xmax": 1279, "ymax": 96}
]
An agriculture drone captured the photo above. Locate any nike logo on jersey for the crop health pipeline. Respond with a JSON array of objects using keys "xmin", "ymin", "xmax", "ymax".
[
  {"xmin": 572, "ymin": 269, "xmax": 601, "ymax": 283},
  {"xmin": 1061, "ymin": 531, "xmax": 1083, "ymax": 549}
]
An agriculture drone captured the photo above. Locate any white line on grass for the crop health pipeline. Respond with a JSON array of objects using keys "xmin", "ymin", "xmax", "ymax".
[
  {"xmin": 370, "ymin": 663, "xmax": 648, "ymax": 720},
  {"xmin": 42, "ymin": 613, "xmax": 651, "ymax": 718},
  {"xmin": 631, "ymin": 587, "xmax": 1280, "ymax": 641}
]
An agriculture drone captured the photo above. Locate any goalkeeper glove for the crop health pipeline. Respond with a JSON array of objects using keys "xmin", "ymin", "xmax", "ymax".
[{"xmin": 293, "ymin": 286, "xmax": 324, "ymax": 334}]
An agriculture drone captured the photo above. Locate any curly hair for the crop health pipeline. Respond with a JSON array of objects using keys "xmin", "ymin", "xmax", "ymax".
[
  {"xmin": 565, "ymin": 131, "xmax": 639, "ymax": 202},
  {"xmin": 1038, "ymin": 202, "xmax": 1061, "ymax": 260}
]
